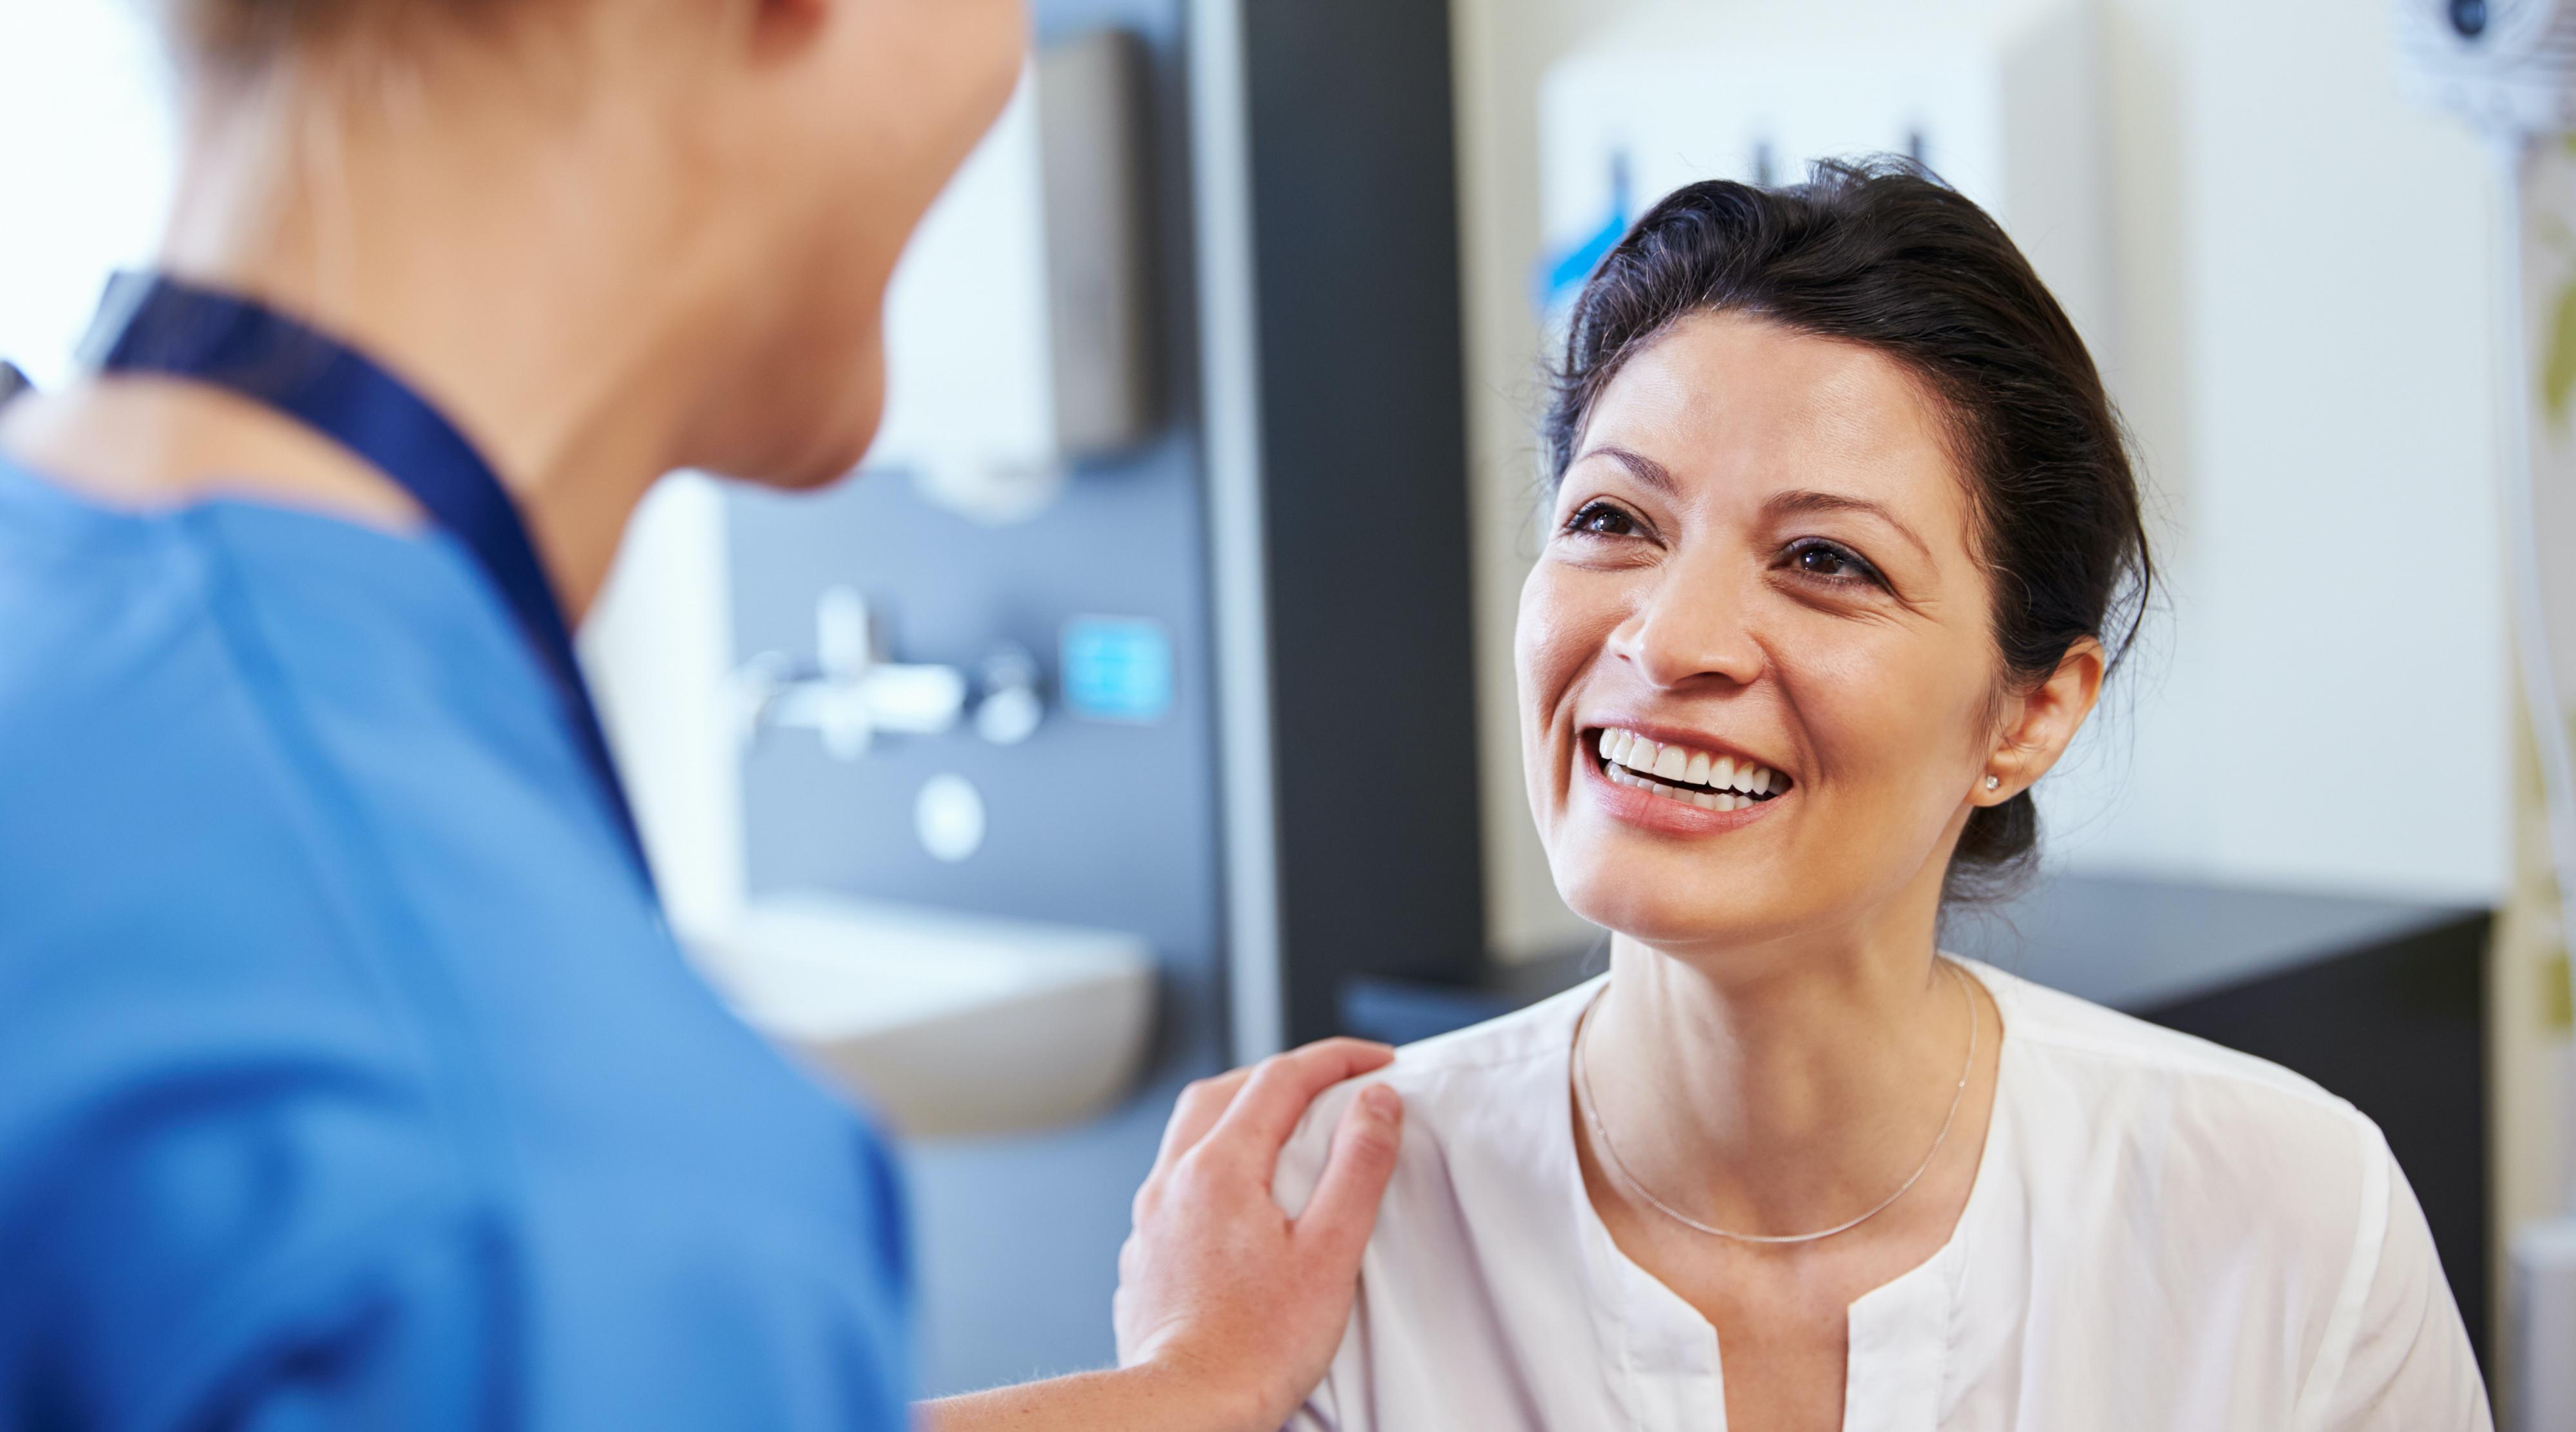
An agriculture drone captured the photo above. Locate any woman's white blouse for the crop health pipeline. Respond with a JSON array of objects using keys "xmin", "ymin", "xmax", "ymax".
[{"xmin": 1273, "ymin": 960, "xmax": 2490, "ymax": 1431}]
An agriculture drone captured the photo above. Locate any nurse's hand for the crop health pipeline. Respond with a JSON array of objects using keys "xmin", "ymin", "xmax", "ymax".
[
  {"xmin": 1113, "ymin": 1038, "xmax": 1405, "ymax": 1428},
  {"xmin": 919, "ymin": 1038, "xmax": 1403, "ymax": 1432}
]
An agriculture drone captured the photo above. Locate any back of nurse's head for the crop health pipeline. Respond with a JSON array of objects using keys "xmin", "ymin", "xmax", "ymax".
[
  {"xmin": 149, "ymin": 0, "xmax": 1028, "ymax": 488},
  {"xmin": 1543, "ymin": 160, "xmax": 2152, "ymax": 905}
]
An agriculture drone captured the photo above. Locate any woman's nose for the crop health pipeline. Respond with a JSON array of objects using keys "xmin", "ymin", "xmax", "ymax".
[{"xmin": 1609, "ymin": 565, "xmax": 1767, "ymax": 692}]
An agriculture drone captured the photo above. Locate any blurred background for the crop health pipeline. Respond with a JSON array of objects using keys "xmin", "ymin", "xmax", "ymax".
[{"xmin": 2, "ymin": 0, "xmax": 2565, "ymax": 1410}]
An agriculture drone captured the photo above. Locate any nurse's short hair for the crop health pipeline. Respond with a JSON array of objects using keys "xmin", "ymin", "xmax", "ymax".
[{"xmin": 1544, "ymin": 158, "xmax": 2154, "ymax": 905}]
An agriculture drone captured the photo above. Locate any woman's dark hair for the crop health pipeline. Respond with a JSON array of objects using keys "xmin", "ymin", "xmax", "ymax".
[{"xmin": 1546, "ymin": 158, "xmax": 2152, "ymax": 902}]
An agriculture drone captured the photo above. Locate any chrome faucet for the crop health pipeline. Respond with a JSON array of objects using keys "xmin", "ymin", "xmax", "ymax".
[{"xmin": 732, "ymin": 587, "xmax": 1043, "ymax": 759}]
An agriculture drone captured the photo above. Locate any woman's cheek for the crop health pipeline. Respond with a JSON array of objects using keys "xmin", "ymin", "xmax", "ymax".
[
  {"xmin": 1517, "ymin": 564, "xmax": 1604, "ymax": 812},
  {"xmin": 1794, "ymin": 638, "xmax": 1986, "ymax": 834},
  {"xmin": 1517, "ymin": 582, "xmax": 1602, "ymax": 729}
]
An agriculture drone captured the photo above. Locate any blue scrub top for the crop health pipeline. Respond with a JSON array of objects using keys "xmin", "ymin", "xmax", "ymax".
[{"xmin": 0, "ymin": 457, "xmax": 912, "ymax": 1429}]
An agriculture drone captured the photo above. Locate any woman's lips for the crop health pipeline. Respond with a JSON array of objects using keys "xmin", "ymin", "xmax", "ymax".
[{"xmin": 1573, "ymin": 738, "xmax": 1788, "ymax": 835}]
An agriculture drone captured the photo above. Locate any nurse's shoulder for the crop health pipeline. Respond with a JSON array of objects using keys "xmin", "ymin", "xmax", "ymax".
[
  {"xmin": 0, "ymin": 464, "xmax": 485, "ymax": 1419},
  {"xmin": 0, "ymin": 464, "xmax": 913, "ymax": 1427}
]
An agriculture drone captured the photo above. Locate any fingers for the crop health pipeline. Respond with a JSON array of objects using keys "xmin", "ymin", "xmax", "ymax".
[
  {"xmin": 1153, "ymin": 1067, "xmax": 1253, "ymax": 1171},
  {"xmin": 1291, "ymin": 1084, "xmax": 1405, "ymax": 1268},
  {"xmin": 1204, "ymin": 1038, "xmax": 1396, "ymax": 1160}
]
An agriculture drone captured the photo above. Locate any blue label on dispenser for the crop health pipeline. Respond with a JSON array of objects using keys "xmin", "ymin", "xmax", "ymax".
[{"xmin": 1062, "ymin": 616, "xmax": 1174, "ymax": 724}]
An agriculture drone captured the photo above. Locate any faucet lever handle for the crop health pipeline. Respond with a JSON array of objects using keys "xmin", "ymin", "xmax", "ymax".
[{"xmin": 816, "ymin": 586, "xmax": 875, "ymax": 680}]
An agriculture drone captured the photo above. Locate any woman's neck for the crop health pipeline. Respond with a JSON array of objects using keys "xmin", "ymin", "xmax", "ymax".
[
  {"xmin": 1, "ymin": 56, "xmax": 739, "ymax": 618},
  {"xmin": 1580, "ymin": 895, "xmax": 1989, "ymax": 1237}
]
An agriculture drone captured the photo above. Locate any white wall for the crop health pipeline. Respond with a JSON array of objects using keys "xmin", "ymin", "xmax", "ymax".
[
  {"xmin": 0, "ymin": 1, "xmax": 176, "ymax": 387},
  {"xmin": 1452, "ymin": 0, "xmax": 2510, "ymax": 974},
  {"xmin": 2044, "ymin": 0, "xmax": 2507, "ymax": 904}
]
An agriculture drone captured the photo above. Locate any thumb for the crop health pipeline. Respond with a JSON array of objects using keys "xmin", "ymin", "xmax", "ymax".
[{"xmin": 1293, "ymin": 1084, "xmax": 1404, "ymax": 1269}]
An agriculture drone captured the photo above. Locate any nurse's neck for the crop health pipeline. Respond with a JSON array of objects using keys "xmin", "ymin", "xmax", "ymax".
[{"xmin": 0, "ymin": 53, "xmax": 797, "ymax": 621}]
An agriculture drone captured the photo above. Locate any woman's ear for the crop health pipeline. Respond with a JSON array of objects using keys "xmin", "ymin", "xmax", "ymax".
[{"xmin": 1977, "ymin": 639, "xmax": 2105, "ymax": 805}]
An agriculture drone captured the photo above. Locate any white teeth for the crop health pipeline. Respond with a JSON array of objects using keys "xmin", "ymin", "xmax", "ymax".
[{"xmin": 1595, "ymin": 727, "xmax": 1788, "ymax": 802}]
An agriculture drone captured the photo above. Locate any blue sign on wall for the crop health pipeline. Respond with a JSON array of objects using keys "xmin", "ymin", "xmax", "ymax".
[
  {"xmin": 1061, "ymin": 616, "xmax": 1175, "ymax": 724},
  {"xmin": 1535, "ymin": 151, "xmax": 1634, "ymax": 314}
]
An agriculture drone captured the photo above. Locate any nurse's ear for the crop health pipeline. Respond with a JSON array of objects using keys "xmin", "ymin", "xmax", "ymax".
[{"xmin": 1975, "ymin": 637, "xmax": 2104, "ymax": 805}]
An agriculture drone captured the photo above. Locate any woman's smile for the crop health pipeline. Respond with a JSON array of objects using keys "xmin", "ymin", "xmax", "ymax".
[{"xmin": 1575, "ymin": 724, "xmax": 1794, "ymax": 834}]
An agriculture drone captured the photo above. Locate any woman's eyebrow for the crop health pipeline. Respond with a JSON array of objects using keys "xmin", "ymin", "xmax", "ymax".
[
  {"xmin": 1578, "ymin": 448, "xmax": 1936, "ymax": 562},
  {"xmin": 1766, "ymin": 489, "xmax": 1934, "ymax": 560},
  {"xmin": 1574, "ymin": 444, "xmax": 1679, "ymax": 496}
]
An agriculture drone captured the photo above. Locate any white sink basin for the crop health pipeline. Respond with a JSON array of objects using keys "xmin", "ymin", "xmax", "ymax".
[{"xmin": 687, "ymin": 893, "xmax": 1159, "ymax": 1140}]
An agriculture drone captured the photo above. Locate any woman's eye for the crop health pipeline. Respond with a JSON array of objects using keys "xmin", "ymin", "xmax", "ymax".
[
  {"xmin": 1563, "ymin": 501, "xmax": 1640, "ymax": 538},
  {"xmin": 1784, "ymin": 539, "xmax": 1885, "ymax": 588}
]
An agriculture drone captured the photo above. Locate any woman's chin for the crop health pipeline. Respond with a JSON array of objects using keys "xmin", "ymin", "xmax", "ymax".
[
  {"xmin": 1557, "ymin": 843, "xmax": 1931, "ymax": 967},
  {"xmin": 1553, "ymin": 864, "xmax": 1795, "ymax": 953}
]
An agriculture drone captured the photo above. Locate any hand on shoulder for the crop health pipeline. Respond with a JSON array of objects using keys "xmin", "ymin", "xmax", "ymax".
[
  {"xmin": 923, "ymin": 1038, "xmax": 1405, "ymax": 1432},
  {"xmin": 1115, "ymin": 1039, "xmax": 1405, "ymax": 1429}
]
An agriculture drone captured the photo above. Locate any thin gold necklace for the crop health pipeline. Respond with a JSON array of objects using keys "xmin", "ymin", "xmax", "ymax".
[{"xmin": 1573, "ymin": 959, "xmax": 1978, "ymax": 1245}]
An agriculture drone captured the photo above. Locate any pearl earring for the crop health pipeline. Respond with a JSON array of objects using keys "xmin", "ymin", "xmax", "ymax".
[{"xmin": 1984, "ymin": 775, "xmax": 2002, "ymax": 791}]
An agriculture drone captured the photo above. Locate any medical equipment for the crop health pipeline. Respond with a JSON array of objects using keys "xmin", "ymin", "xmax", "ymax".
[{"xmin": 2395, "ymin": 1, "xmax": 2576, "ymax": 1424}]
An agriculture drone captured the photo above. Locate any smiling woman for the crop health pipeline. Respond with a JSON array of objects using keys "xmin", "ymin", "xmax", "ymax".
[{"xmin": 1270, "ymin": 162, "xmax": 2489, "ymax": 1432}]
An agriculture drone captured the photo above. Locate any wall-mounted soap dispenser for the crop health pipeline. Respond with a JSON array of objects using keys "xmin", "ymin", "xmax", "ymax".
[{"xmin": 871, "ymin": 31, "xmax": 1160, "ymax": 526}]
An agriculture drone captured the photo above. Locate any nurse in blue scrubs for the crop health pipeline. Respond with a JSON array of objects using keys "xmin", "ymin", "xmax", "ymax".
[{"xmin": 0, "ymin": 1, "xmax": 1405, "ymax": 1428}]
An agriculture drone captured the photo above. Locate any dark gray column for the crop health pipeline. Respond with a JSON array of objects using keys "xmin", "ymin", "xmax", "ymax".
[{"xmin": 1231, "ymin": 0, "xmax": 1489, "ymax": 1045}]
